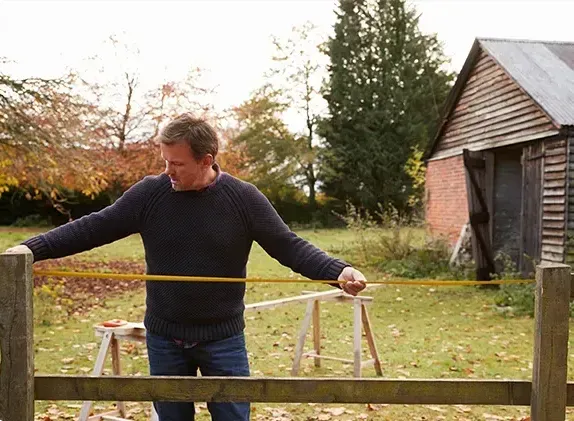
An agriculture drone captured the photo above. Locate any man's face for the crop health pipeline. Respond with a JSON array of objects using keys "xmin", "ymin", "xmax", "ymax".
[{"xmin": 160, "ymin": 142, "xmax": 206, "ymax": 191}]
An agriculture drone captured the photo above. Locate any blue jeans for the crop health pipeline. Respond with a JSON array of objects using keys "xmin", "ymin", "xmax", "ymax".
[{"xmin": 146, "ymin": 331, "xmax": 250, "ymax": 421}]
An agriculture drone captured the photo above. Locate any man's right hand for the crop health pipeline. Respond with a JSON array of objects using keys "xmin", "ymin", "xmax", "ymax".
[{"xmin": 4, "ymin": 245, "xmax": 32, "ymax": 254}]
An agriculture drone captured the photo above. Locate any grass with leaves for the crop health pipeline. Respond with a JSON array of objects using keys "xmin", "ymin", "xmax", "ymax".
[{"xmin": 2, "ymin": 227, "xmax": 574, "ymax": 420}]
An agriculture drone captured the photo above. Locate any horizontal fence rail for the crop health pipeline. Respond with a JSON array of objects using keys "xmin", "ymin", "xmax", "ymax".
[{"xmin": 33, "ymin": 376, "xmax": 574, "ymax": 406}]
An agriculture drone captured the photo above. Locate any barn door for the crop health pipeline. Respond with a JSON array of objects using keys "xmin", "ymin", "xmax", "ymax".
[
  {"xmin": 520, "ymin": 143, "xmax": 543, "ymax": 275},
  {"xmin": 463, "ymin": 149, "xmax": 495, "ymax": 280}
]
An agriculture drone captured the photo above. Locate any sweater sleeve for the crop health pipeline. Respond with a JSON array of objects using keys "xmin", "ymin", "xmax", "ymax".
[
  {"xmin": 22, "ymin": 177, "xmax": 154, "ymax": 262},
  {"xmin": 245, "ymin": 184, "xmax": 350, "ymax": 281}
]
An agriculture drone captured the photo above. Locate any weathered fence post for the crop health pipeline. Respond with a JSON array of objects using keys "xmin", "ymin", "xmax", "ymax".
[
  {"xmin": 531, "ymin": 262, "xmax": 571, "ymax": 421},
  {"xmin": 0, "ymin": 250, "xmax": 34, "ymax": 421}
]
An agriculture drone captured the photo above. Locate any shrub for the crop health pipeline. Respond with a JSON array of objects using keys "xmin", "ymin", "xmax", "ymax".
[
  {"xmin": 11, "ymin": 214, "xmax": 53, "ymax": 228},
  {"xmin": 34, "ymin": 278, "xmax": 74, "ymax": 326},
  {"xmin": 336, "ymin": 202, "xmax": 472, "ymax": 279}
]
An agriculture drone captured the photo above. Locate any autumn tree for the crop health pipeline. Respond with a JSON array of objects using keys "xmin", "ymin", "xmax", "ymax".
[
  {"xmin": 229, "ymin": 86, "xmax": 298, "ymax": 198},
  {"xmin": 79, "ymin": 35, "xmax": 216, "ymax": 200},
  {"xmin": 1, "ymin": 62, "xmax": 108, "ymax": 216}
]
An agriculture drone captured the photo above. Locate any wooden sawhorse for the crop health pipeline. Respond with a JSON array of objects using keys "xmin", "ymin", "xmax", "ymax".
[
  {"xmin": 291, "ymin": 291, "xmax": 383, "ymax": 377},
  {"xmin": 78, "ymin": 322, "xmax": 158, "ymax": 421}
]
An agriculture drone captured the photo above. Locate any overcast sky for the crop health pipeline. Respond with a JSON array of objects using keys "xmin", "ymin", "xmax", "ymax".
[{"xmin": 2, "ymin": 0, "xmax": 573, "ymax": 120}]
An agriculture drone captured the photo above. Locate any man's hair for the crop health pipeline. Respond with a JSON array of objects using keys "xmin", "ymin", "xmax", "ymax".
[{"xmin": 157, "ymin": 113, "xmax": 219, "ymax": 160}]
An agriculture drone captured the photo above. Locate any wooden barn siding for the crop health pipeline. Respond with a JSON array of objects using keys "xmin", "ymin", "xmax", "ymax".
[
  {"xmin": 566, "ymin": 135, "xmax": 574, "ymax": 264},
  {"xmin": 541, "ymin": 139, "xmax": 568, "ymax": 263},
  {"xmin": 433, "ymin": 50, "xmax": 559, "ymax": 160}
]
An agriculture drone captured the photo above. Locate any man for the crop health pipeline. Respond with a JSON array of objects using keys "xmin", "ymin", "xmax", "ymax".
[{"xmin": 6, "ymin": 113, "xmax": 367, "ymax": 421}]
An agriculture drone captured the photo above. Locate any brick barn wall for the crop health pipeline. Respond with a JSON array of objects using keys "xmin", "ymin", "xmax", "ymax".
[{"xmin": 425, "ymin": 155, "xmax": 468, "ymax": 246}]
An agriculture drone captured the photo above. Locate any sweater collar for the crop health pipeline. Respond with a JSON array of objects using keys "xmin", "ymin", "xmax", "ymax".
[{"xmin": 170, "ymin": 163, "xmax": 222, "ymax": 196}]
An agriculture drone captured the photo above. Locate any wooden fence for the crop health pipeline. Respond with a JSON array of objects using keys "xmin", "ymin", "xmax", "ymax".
[{"xmin": 0, "ymin": 250, "xmax": 572, "ymax": 421}]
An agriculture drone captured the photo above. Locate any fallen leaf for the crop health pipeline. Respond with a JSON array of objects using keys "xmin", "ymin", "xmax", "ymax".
[
  {"xmin": 424, "ymin": 405, "xmax": 446, "ymax": 412},
  {"xmin": 366, "ymin": 404, "xmax": 387, "ymax": 411},
  {"xmin": 323, "ymin": 407, "xmax": 346, "ymax": 416}
]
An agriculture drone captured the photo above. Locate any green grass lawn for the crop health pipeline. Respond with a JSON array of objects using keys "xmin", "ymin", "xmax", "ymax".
[{"xmin": 2, "ymin": 227, "xmax": 573, "ymax": 420}]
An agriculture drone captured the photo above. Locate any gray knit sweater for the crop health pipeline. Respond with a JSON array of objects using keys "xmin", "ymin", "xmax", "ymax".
[{"xmin": 23, "ymin": 167, "xmax": 349, "ymax": 341}]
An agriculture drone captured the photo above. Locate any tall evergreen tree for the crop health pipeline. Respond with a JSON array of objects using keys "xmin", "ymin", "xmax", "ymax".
[{"xmin": 319, "ymin": 0, "xmax": 454, "ymax": 215}]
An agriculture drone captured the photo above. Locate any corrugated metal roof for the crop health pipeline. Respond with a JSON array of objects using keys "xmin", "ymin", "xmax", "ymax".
[{"xmin": 479, "ymin": 38, "xmax": 574, "ymax": 126}]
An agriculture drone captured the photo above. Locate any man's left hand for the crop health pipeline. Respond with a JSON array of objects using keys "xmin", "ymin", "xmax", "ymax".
[{"xmin": 338, "ymin": 267, "xmax": 367, "ymax": 296}]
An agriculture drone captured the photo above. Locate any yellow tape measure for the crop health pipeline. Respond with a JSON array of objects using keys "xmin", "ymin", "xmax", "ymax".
[{"xmin": 33, "ymin": 270, "xmax": 535, "ymax": 286}]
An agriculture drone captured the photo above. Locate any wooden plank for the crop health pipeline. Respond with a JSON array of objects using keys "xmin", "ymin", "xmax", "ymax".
[
  {"xmin": 542, "ymin": 229, "xmax": 565, "ymax": 238},
  {"xmin": 35, "ymin": 376, "xmax": 538, "ymax": 405},
  {"xmin": 361, "ymin": 304, "xmax": 382, "ymax": 376},
  {"xmin": 291, "ymin": 299, "xmax": 315, "ymax": 376},
  {"xmin": 464, "ymin": 149, "xmax": 495, "ymax": 280},
  {"xmin": 431, "ymin": 131, "xmax": 561, "ymax": 161},
  {"xmin": 0, "ymin": 250, "xmax": 34, "ymax": 421},
  {"xmin": 546, "ymin": 171, "xmax": 567, "ymax": 180},
  {"xmin": 441, "ymin": 127, "xmax": 559, "ymax": 156},
  {"xmin": 456, "ymin": 80, "xmax": 517, "ymax": 108},
  {"xmin": 543, "ymin": 197, "xmax": 565, "ymax": 205},
  {"xmin": 567, "ymin": 136, "xmax": 574, "ymax": 261},
  {"xmin": 542, "ymin": 158, "xmax": 565, "ymax": 238},
  {"xmin": 542, "ymin": 243, "xmax": 565, "ymax": 252},
  {"xmin": 544, "ymin": 220, "xmax": 565, "ymax": 230},
  {"xmin": 541, "ymin": 252, "xmax": 564, "ymax": 263},
  {"xmin": 468, "ymin": 52, "xmax": 492, "ymax": 69},
  {"xmin": 542, "ymin": 238, "xmax": 564, "ymax": 246},
  {"xmin": 544, "ymin": 165, "xmax": 566, "ymax": 174},
  {"xmin": 447, "ymin": 98, "xmax": 535, "ymax": 131},
  {"xmin": 543, "ymin": 205, "xmax": 565, "ymax": 213},
  {"xmin": 449, "ymin": 96, "xmax": 531, "ymax": 126},
  {"xmin": 464, "ymin": 66, "xmax": 506, "ymax": 88},
  {"xmin": 450, "ymin": 223, "xmax": 471, "ymax": 265},
  {"xmin": 546, "ymin": 139, "xmax": 567, "ymax": 149},
  {"xmin": 446, "ymin": 104, "xmax": 542, "ymax": 136},
  {"xmin": 543, "ymin": 215, "xmax": 565, "ymax": 221},
  {"xmin": 545, "ymin": 180, "xmax": 567, "ymax": 190},
  {"xmin": 79, "ymin": 331, "xmax": 114, "ymax": 421},
  {"xmin": 451, "ymin": 93, "xmax": 530, "ymax": 124},
  {"xmin": 543, "ymin": 188, "xmax": 566, "ymax": 197},
  {"xmin": 462, "ymin": 69, "xmax": 510, "ymax": 94},
  {"xmin": 486, "ymin": 151, "xmax": 495, "ymax": 246},
  {"xmin": 353, "ymin": 298, "xmax": 362, "ymax": 378},
  {"xmin": 444, "ymin": 116, "xmax": 551, "ymax": 146},
  {"xmin": 454, "ymin": 105, "xmax": 546, "ymax": 136},
  {"xmin": 521, "ymin": 143, "xmax": 543, "ymax": 275},
  {"xmin": 531, "ymin": 263, "xmax": 571, "ymax": 420},
  {"xmin": 467, "ymin": 53, "xmax": 496, "ymax": 74},
  {"xmin": 450, "ymin": 90, "xmax": 528, "ymax": 122},
  {"xmin": 245, "ymin": 290, "xmax": 343, "ymax": 311},
  {"xmin": 545, "ymin": 154, "xmax": 567, "ymax": 165},
  {"xmin": 545, "ymin": 147, "xmax": 566, "ymax": 157},
  {"xmin": 110, "ymin": 337, "xmax": 126, "ymax": 417},
  {"xmin": 460, "ymin": 73, "xmax": 510, "ymax": 99},
  {"xmin": 313, "ymin": 300, "xmax": 321, "ymax": 368},
  {"xmin": 452, "ymin": 123, "xmax": 558, "ymax": 148}
]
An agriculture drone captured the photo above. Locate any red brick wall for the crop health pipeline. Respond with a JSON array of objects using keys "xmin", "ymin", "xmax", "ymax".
[{"xmin": 425, "ymin": 155, "xmax": 468, "ymax": 246}]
